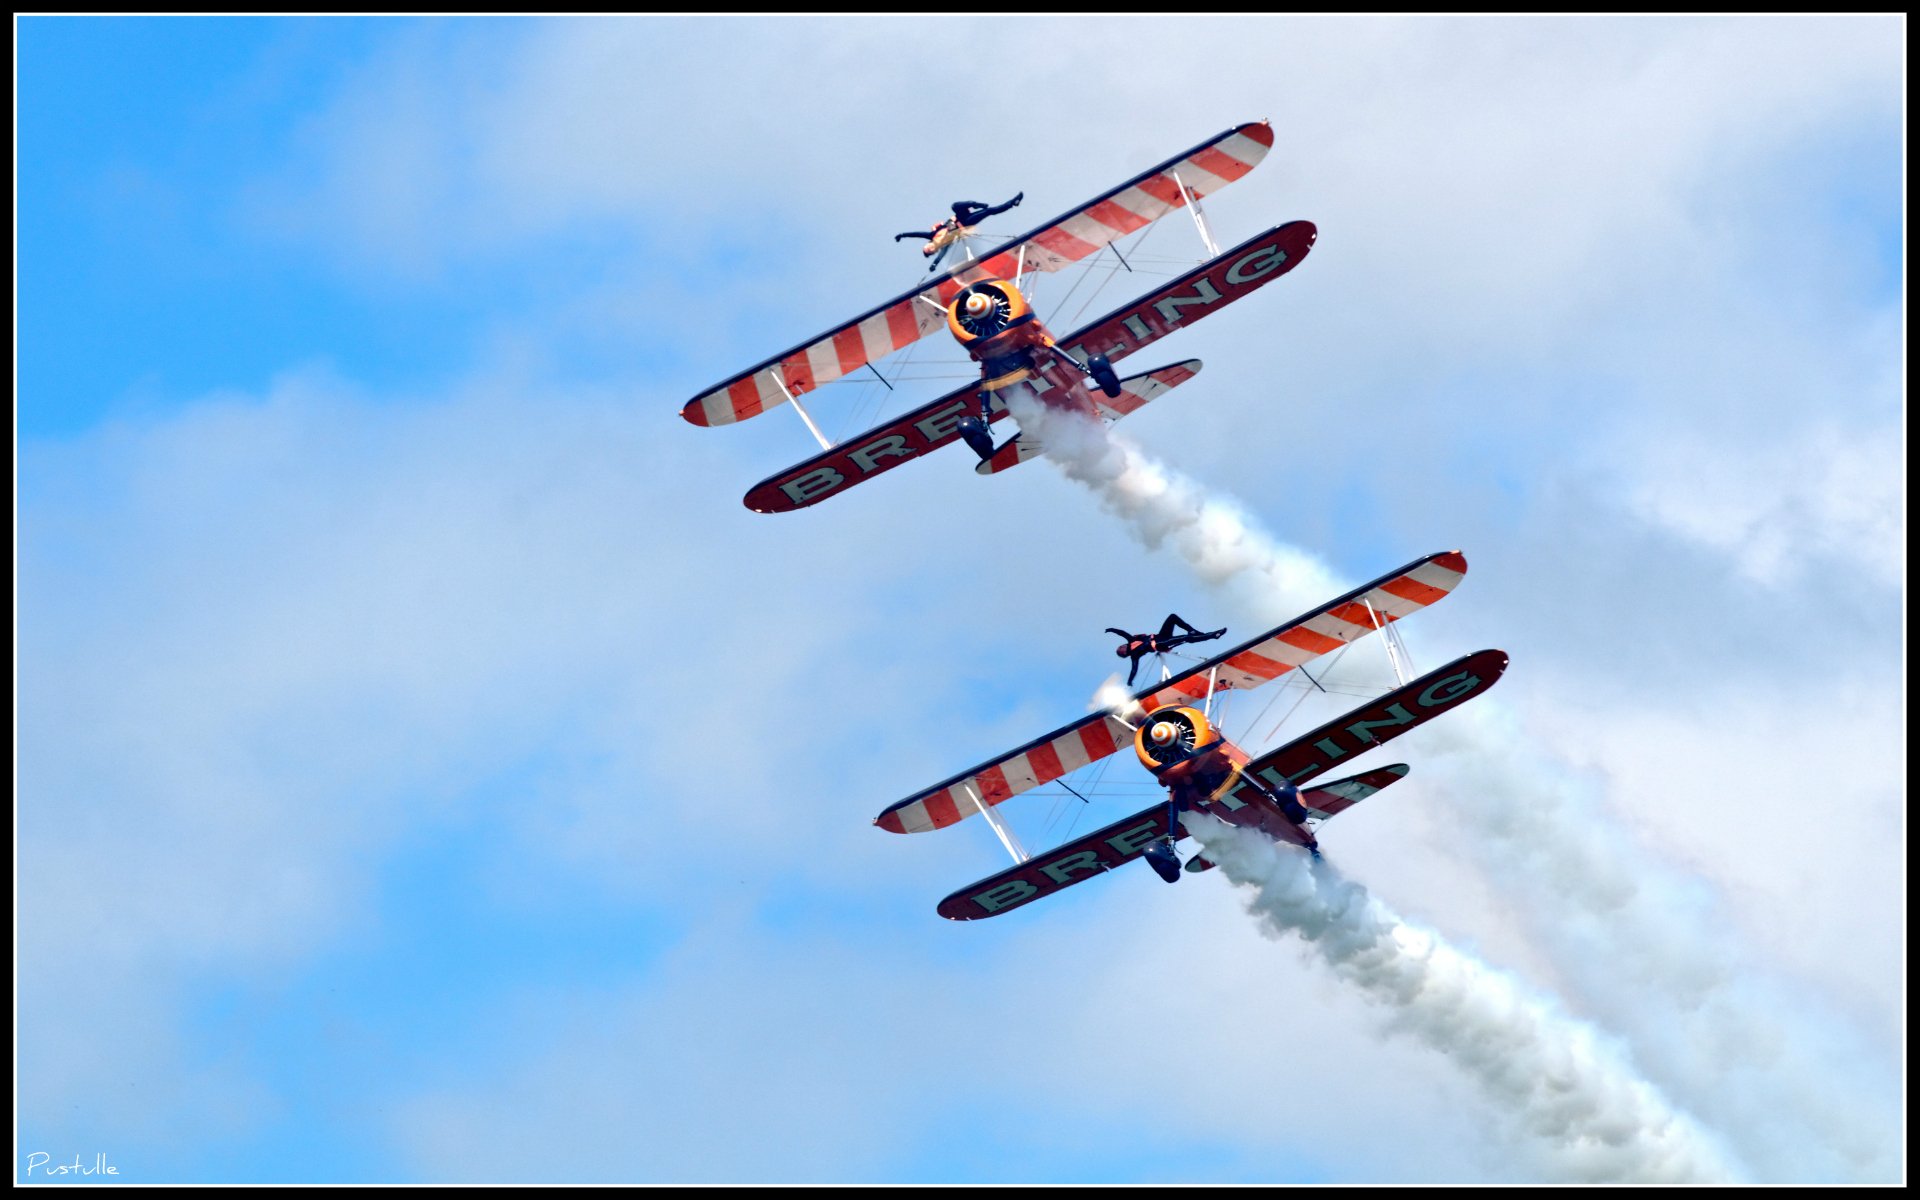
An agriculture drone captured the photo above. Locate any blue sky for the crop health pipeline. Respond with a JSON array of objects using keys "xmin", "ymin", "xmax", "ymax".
[{"xmin": 17, "ymin": 16, "xmax": 1904, "ymax": 1184}]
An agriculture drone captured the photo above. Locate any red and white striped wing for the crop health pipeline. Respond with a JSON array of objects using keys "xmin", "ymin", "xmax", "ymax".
[
  {"xmin": 874, "ymin": 550, "xmax": 1469, "ymax": 836},
  {"xmin": 1015, "ymin": 122, "xmax": 1273, "ymax": 271},
  {"xmin": 682, "ymin": 283, "xmax": 954, "ymax": 429},
  {"xmin": 682, "ymin": 122, "xmax": 1274, "ymax": 429},
  {"xmin": 876, "ymin": 713, "xmax": 1138, "ymax": 835},
  {"xmin": 1142, "ymin": 551, "xmax": 1470, "ymax": 707}
]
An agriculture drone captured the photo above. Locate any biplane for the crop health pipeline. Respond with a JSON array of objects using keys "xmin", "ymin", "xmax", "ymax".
[
  {"xmin": 679, "ymin": 121, "xmax": 1318, "ymax": 513},
  {"xmin": 872, "ymin": 551, "xmax": 1509, "ymax": 920}
]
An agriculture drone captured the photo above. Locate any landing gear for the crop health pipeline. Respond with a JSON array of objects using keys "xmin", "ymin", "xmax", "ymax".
[
  {"xmin": 1266, "ymin": 776, "xmax": 1320, "ymax": 858},
  {"xmin": 1142, "ymin": 836, "xmax": 1182, "ymax": 884},
  {"xmin": 1142, "ymin": 796, "xmax": 1183, "ymax": 883},
  {"xmin": 957, "ymin": 414, "xmax": 994, "ymax": 462},
  {"xmin": 1271, "ymin": 777, "xmax": 1311, "ymax": 826},
  {"xmin": 1086, "ymin": 353, "xmax": 1122, "ymax": 399}
]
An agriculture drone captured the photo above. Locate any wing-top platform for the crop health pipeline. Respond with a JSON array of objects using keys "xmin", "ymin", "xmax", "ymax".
[
  {"xmin": 874, "ymin": 550, "xmax": 1469, "ymax": 835},
  {"xmin": 682, "ymin": 122, "xmax": 1275, "ymax": 429}
]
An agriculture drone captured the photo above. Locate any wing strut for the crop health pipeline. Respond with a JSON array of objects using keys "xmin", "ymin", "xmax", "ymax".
[
  {"xmin": 1362, "ymin": 597, "xmax": 1413, "ymax": 686},
  {"xmin": 967, "ymin": 783, "xmax": 1029, "ymax": 865},
  {"xmin": 774, "ymin": 374, "xmax": 833, "ymax": 452},
  {"xmin": 1170, "ymin": 169, "xmax": 1220, "ymax": 258}
]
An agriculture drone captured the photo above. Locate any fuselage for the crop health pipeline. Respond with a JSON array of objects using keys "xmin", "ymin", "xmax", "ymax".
[
  {"xmin": 1134, "ymin": 703, "xmax": 1317, "ymax": 850},
  {"xmin": 944, "ymin": 277, "xmax": 1102, "ymax": 420}
]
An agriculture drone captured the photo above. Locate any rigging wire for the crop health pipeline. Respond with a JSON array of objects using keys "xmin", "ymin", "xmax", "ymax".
[
  {"xmin": 1254, "ymin": 643, "xmax": 1360, "ymax": 749},
  {"xmin": 1060, "ymin": 216, "xmax": 1167, "ymax": 332}
]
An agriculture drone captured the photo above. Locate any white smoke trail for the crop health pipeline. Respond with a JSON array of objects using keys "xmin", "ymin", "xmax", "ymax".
[
  {"xmin": 1012, "ymin": 396, "xmax": 1898, "ymax": 1181},
  {"xmin": 1005, "ymin": 393, "xmax": 1340, "ymax": 617},
  {"xmin": 1419, "ymin": 705, "xmax": 1902, "ymax": 1183},
  {"xmin": 1184, "ymin": 813, "xmax": 1738, "ymax": 1183}
]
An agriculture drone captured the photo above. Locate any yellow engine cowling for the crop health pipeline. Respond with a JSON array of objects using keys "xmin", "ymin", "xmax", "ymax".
[
  {"xmin": 946, "ymin": 279, "xmax": 1033, "ymax": 347},
  {"xmin": 1134, "ymin": 705, "xmax": 1223, "ymax": 775}
]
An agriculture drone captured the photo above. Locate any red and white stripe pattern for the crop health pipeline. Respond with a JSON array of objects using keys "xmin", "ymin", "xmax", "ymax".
[
  {"xmin": 876, "ymin": 713, "xmax": 1138, "ymax": 834},
  {"xmin": 875, "ymin": 551, "xmax": 1468, "ymax": 836},
  {"xmin": 975, "ymin": 359, "xmax": 1204, "ymax": 475},
  {"xmin": 1018, "ymin": 123, "xmax": 1272, "ymax": 271},
  {"xmin": 682, "ymin": 123, "xmax": 1273, "ymax": 429},
  {"xmin": 1144, "ymin": 552, "xmax": 1469, "ymax": 707},
  {"xmin": 684, "ymin": 289, "xmax": 954, "ymax": 428}
]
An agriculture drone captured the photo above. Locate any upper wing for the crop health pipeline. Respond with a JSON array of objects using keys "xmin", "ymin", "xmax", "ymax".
[
  {"xmin": 1134, "ymin": 548, "xmax": 1468, "ymax": 706},
  {"xmin": 873, "ymin": 709, "xmax": 1139, "ymax": 836},
  {"xmin": 742, "ymin": 220, "xmax": 1314, "ymax": 513},
  {"xmin": 934, "ymin": 651, "xmax": 1508, "ymax": 920},
  {"xmin": 874, "ymin": 550, "xmax": 1469, "ymax": 835},
  {"xmin": 682, "ymin": 121, "xmax": 1275, "ymax": 429}
]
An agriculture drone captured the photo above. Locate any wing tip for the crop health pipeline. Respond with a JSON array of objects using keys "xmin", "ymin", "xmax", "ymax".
[
  {"xmin": 742, "ymin": 484, "xmax": 789, "ymax": 514},
  {"xmin": 1240, "ymin": 119, "xmax": 1276, "ymax": 148},
  {"xmin": 1432, "ymin": 550, "xmax": 1469, "ymax": 575}
]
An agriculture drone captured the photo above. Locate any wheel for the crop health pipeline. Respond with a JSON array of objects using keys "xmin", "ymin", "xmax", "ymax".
[
  {"xmin": 1087, "ymin": 353, "xmax": 1122, "ymax": 399},
  {"xmin": 956, "ymin": 414, "xmax": 994, "ymax": 462},
  {"xmin": 1271, "ymin": 777, "xmax": 1312, "ymax": 825},
  {"xmin": 1142, "ymin": 837, "xmax": 1182, "ymax": 884}
]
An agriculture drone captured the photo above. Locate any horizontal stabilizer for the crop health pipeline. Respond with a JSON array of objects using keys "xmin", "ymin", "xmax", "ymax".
[{"xmin": 975, "ymin": 359, "xmax": 1203, "ymax": 475}]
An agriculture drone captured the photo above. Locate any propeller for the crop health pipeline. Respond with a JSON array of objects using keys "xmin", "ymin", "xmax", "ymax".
[
  {"xmin": 1090, "ymin": 673, "xmax": 1147, "ymax": 727},
  {"xmin": 1139, "ymin": 709, "xmax": 1203, "ymax": 768}
]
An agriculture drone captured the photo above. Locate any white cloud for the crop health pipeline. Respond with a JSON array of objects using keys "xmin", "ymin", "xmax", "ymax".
[
  {"xmin": 1618, "ymin": 412, "xmax": 1903, "ymax": 588},
  {"xmin": 390, "ymin": 879, "xmax": 1526, "ymax": 1183}
]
